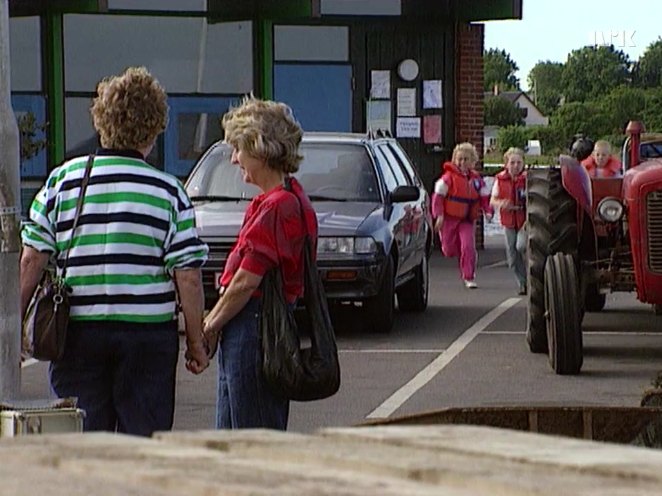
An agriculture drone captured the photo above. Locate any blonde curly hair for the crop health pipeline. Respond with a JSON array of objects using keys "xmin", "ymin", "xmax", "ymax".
[
  {"xmin": 90, "ymin": 66, "xmax": 168, "ymax": 150},
  {"xmin": 452, "ymin": 142, "xmax": 479, "ymax": 164},
  {"xmin": 222, "ymin": 95, "xmax": 303, "ymax": 174}
]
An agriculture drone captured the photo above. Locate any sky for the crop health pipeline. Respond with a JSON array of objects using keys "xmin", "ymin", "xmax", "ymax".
[{"xmin": 483, "ymin": 0, "xmax": 661, "ymax": 90}]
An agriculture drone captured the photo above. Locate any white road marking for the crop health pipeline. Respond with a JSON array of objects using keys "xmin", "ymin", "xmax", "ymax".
[
  {"xmin": 21, "ymin": 358, "xmax": 39, "ymax": 368},
  {"xmin": 366, "ymin": 297, "xmax": 521, "ymax": 419},
  {"xmin": 339, "ymin": 349, "xmax": 444, "ymax": 354},
  {"xmin": 482, "ymin": 260, "xmax": 507, "ymax": 269}
]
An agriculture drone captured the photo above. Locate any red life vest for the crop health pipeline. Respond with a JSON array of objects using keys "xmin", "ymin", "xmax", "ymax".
[
  {"xmin": 441, "ymin": 162, "xmax": 482, "ymax": 221},
  {"xmin": 494, "ymin": 170, "xmax": 526, "ymax": 230},
  {"xmin": 581, "ymin": 156, "xmax": 622, "ymax": 178}
]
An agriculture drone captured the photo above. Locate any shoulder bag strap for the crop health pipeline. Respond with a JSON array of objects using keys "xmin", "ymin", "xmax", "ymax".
[{"xmin": 60, "ymin": 154, "xmax": 95, "ymax": 280}]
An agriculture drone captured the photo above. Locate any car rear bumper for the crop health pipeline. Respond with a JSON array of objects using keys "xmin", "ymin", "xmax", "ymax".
[{"xmin": 201, "ymin": 254, "xmax": 385, "ymax": 309}]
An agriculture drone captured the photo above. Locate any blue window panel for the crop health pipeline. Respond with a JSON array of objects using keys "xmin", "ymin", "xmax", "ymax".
[
  {"xmin": 164, "ymin": 96, "xmax": 238, "ymax": 178},
  {"xmin": 274, "ymin": 64, "xmax": 352, "ymax": 132},
  {"xmin": 12, "ymin": 94, "xmax": 47, "ymax": 178}
]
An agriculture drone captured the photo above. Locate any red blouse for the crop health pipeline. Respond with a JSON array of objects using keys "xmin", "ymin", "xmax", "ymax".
[{"xmin": 220, "ymin": 178, "xmax": 318, "ymax": 303}]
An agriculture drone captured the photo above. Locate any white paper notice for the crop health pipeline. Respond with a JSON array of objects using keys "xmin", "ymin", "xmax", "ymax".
[
  {"xmin": 397, "ymin": 88, "xmax": 417, "ymax": 116},
  {"xmin": 423, "ymin": 80, "xmax": 443, "ymax": 109},
  {"xmin": 396, "ymin": 117, "xmax": 421, "ymax": 138},
  {"xmin": 366, "ymin": 100, "xmax": 392, "ymax": 133},
  {"xmin": 370, "ymin": 70, "xmax": 391, "ymax": 99}
]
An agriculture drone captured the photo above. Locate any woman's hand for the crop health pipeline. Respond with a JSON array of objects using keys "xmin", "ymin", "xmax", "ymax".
[
  {"xmin": 185, "ymin": 339, "xmax": 210, "ymax": 374},
  {"xmin": 434, "ymin": 216, "xmax": 444, "ymax": 232},
  {"xmin": 202, "ymin": 318, "xmax": 222, "ymax": 359}
]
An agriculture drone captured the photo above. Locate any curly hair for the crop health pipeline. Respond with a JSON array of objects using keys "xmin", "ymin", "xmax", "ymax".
[
  {"xmin": 222, "ymin": 95, "xmax": 303, "ymax": 174},
  {"xmin": 90, "ymin": 67, "xmax": 168, "ymax": 150},
  {"xmin": 452, "ymin": 142, "xmax": 479, "ymax": 164}
]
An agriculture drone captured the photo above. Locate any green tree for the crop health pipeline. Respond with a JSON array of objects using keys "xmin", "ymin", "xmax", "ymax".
[
  {"xmin": 484, "ymin": 48, "xmax": 520, "ymax": 92},
  {"xmin": 496, "ymin": 125, "xmax": 527, "ymax": 153},
  {"xmin": 633, "ymin": 38, "xmax": 662, "ymax": 88},
  {"xmin": 598, "ymin": 86, "xmax": 647, "ymax": 135},
  {"xmin": 550, "ymin": 101, "xmax": 611, "ymax": 144},
  {"xmin": 561, "ymin": 46, "xmax": 631, "ymax": 102},
  {"xmin": 484, "ymin": 95, "xmax": 524, "ymax": 127},
  {"xmin": 525, "ymin": 125, "xmax": 565, "ymax": 156},
  {"xmin": 527, "ymin": 61, "xmax": 564, "ymax": 116},
  {"xmin": 642, "ymin": 87, "xmax": 662, "ymax": 132}
]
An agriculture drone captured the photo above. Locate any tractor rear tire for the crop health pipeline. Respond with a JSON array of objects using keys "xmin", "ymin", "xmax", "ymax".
[
  {"xmin": 526, "ymin": 168, "xmax": 579, "ymax": 354},
  {"xmin": 545, "ymin": 253, "xmax": 583, "ymax": 375}
]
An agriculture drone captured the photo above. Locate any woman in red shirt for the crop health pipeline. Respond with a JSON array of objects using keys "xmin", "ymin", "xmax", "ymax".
[{"xmin": 203, "ymin": 97, "xmax": 317, "ymax": 430}]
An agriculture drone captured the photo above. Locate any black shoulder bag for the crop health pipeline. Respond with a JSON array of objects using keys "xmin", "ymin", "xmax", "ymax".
[
  {"xmin": 23, "ymin": 154, "xmax": 95, "ymax": 361},
  {"xmin": 260, "ymin": 179, "xmax": 341, "ymax": 401}
]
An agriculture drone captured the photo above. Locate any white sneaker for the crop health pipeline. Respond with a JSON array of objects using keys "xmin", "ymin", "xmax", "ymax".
[{"xmin": 464, "ymin": 279, "xmax": 478, "ymax": 289}]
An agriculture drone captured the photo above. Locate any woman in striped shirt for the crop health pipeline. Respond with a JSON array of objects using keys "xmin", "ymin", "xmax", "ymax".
[{"xmin": 20, "ymin": 67, "xmax": 209, "ymax": 436}]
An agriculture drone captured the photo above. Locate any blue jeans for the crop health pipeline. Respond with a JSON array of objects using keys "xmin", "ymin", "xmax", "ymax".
[
  {"xmin": 504, "ymin": 227, "xmax": 527, "ymax": 288},
  {"xmin": 50, "ymin": 320, "xmax": 179, "ymax": 437},
  {"xmin": 216, "ymin": 297, "xmax": 289, "ymax": 430}
]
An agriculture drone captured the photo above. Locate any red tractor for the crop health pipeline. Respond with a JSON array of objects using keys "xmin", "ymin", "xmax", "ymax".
[{"xmin": 525, "ymin": 121, "xmax": 662, "ymax": 375}]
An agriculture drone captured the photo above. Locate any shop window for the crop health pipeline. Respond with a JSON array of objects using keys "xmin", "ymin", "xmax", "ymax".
[
  {"xmin": 10, "ymin": 16, "xmax": 41, "ymax": 91},
  {"xmin": 275, "ymin": 26, "xmax": 348, "ymax": 61},
  {"xmin": 64, "ymin": 15, "xmax": 252, "ymax": 94}
]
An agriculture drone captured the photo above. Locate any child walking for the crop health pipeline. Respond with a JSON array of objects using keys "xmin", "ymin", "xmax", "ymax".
[
  {"xmin": 431, "ymin": 142, "xmax": 493, "ymax": 289},
  {"xmin": 490, "ymin": 147, "xmax": 527, "ymax": 295}
]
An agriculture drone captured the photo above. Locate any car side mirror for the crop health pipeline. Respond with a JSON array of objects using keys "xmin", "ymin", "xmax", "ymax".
[{"xmin": 389, "ymin": 185, "xmax": 419, "ymax": 203}]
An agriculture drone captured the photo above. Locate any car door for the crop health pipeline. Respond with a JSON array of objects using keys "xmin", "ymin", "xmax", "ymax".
[
  {"xmin": 388, "ymin": 142, "xmax": 429, "ymax": 260},
  {"xmin": 373, "ymin": 142, "xmax": 416, "ymax": 275}
]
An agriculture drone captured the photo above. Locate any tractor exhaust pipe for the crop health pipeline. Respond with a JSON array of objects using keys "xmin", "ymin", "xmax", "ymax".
[{"xmin": 626, "ymin": 121, "xmax": 645, "ymax": 167}]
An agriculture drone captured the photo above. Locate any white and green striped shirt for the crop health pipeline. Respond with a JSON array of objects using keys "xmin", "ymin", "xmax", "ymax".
[{"xmin": 22, "ymin": 151, "xmax": 208, "ymax": 323}]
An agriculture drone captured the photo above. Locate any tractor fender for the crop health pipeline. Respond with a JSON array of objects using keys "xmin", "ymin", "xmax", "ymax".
[{"xmin": 560, "ymin": 155, "xmax": 593, "ymax": 235}]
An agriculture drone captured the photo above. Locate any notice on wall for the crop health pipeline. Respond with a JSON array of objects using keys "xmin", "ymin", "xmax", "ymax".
[
  {"xmin": 396, "ymin": 88, "xmax": 417, "ymax": 116},
  {"xmin": 423, "ymin": 80, "xmax": 443, "ymax": 109},
  {"xmin": 370, "ymin": 70, "xmax": 391, "ymax": 99},
  {"xmin": 366, "ymin": 100, "xmax": 392, "ymax": 133},
  {"xmin": 423, "ymin": 115, "xmax": 442, "ymax": 144},
  {"xmin": 396, "ymin": 117, "xmax": 421, "ymax": 138}
]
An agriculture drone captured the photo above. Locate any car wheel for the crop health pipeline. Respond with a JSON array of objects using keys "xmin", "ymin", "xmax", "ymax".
[
  {"xmin": 397, "ymin": 255, "xmax": 429, "ymax": 312},
  {"xmin": 364, "ymin": 256, "xmax": 395, "ymax": 333}
]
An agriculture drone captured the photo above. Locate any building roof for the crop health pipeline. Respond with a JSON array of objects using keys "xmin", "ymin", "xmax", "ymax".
[{"xmin": 11, "ymin": 0, "xmax": 523, "ymax": 22}]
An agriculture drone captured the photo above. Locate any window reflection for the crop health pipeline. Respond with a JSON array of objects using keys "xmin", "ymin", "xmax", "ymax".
[{"xmin": 177, "ymin": 113, "xmax": 223, "ymax": 161}]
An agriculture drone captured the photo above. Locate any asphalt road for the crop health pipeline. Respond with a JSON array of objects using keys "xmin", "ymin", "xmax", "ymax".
[{"xmin": 20, "ymin": 235, "xmax": 662, "ymax": 433}]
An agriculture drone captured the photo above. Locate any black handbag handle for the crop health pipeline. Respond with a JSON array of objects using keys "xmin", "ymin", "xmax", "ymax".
[{"xmin": 60, "ymin": 154, "xmax": 95, "ymax": 281}]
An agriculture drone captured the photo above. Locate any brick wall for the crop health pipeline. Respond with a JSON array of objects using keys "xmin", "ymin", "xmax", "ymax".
[{"xmin": 455, "ymin": 22, "xmax": 486, "ymax": 249}]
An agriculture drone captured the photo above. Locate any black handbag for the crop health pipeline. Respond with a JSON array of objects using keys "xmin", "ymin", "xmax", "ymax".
[
  {"xmin": 22, "ymin": 154, "xmax": 95, "ymax": 361},
  {"xmin": 260, "ymin": 180, "xmax": 341, "ymax": 401}
]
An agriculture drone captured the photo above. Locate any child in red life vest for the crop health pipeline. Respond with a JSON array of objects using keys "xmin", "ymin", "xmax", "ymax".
[
  {"xmin": 490, "ymin": 147, "xmax": 527, "ymax": 295},
  {"xmin": 431, "ymin": 142, "xmax": 493, "ymax": 289},
  {"xmin": 581, "ymin": 140, "xmax": 622, "ymax": 178}
]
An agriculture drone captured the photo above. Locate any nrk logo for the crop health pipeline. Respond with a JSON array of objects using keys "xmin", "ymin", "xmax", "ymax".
[{"xmin": 591, "ymin": 30, "xmax": 637, "ymax": 48}]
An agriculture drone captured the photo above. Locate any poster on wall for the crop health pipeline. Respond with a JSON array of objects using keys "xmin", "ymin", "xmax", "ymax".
[
  {"xmin": 396, "ymin": 88, "xmax": 416, "ymax": 116},
  {"xmin": 370, "ymin": 70, "xmax": 391, "ymax": 99},
  {"xmin": 423, "ymin": 115, "xmax": 442, "ymax": 144},
  {"xmin": 423, "ymin": 80, "xmax": 443, "ymax": 109},
  {"xmin": 396, "ymin": 117, "xmax": 421, "ymax": 138},
  {"xmin": 366, "ymin": 100, "xmax": 392, "ymax": 133}
]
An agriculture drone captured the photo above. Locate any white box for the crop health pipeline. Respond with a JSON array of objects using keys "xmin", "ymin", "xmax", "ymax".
[{"xmin": 1, "ymin": 408, "xmax": 84, "ymax": 437}]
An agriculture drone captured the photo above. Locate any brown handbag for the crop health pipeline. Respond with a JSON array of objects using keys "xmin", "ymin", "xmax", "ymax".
[{"xmin": 22, "ymin": 154, "xmax": 95, "ymax": 361}]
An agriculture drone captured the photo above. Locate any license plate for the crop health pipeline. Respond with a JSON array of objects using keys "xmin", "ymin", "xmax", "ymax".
[{"xmin": 214, "ymin": 272, "xmax": 222, "ymax": 290}]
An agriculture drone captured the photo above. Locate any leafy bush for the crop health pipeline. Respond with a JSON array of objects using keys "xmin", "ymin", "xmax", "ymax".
[{"xmin": 496, "ymin": 125, "xmax": 528, "ymax": 152}]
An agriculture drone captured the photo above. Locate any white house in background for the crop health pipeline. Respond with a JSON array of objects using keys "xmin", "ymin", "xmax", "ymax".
[{"xmin": 483, "ymin": 88, "xmax": 550, "ymax": 153}]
